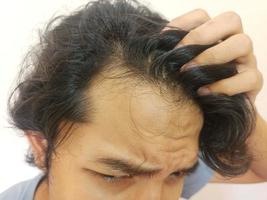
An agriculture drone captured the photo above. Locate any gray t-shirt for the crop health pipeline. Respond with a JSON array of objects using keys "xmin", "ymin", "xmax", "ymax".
[{"xmin": 0, "ymin": 159, "xmax": 213, "ymax": 200}]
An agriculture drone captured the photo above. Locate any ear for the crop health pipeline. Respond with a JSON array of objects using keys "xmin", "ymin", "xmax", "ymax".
[{"xmin": 25, "ymin": 131, "xmax": 48, "ymax": 171}]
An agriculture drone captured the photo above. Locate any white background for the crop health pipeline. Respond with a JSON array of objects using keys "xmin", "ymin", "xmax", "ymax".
[{"xmin": 0, "ymin": 0, "xmax": 267, "ymax": 199}]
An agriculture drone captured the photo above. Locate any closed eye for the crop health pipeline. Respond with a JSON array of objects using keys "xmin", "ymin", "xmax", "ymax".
[
  {"xmin": 100, "ymin": 174, "xmax": 132, "ymax": 183},
  {"xmin": 97, "ymin": 168, "xmax": 195, "ymax": 184},
  {"xmin": 87, "ymin": 161, "xmax": 198, "ymax": 184}
]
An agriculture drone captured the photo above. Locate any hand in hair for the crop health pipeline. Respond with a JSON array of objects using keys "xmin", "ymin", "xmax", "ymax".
[
  {"xmin": 8, "ymin": 0, "xmax": 262, "ymax": 180},
  {"xmin": 164, "ymin": 9, "xmax": 267, "ymax": 182},
  {"xmin": 164, "ymin": 9, "xmax": 263, "ymax": 104}
]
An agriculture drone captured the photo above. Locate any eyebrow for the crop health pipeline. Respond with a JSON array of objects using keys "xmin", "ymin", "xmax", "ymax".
[{"xmin": 95, "ymin": 156, "xmax": 199, "ymax": 176}]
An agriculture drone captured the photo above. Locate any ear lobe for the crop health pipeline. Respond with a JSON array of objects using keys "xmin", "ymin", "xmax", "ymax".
[{"xmin": 25, "ymin": 131, "xmax": 47, "ymax": 170}]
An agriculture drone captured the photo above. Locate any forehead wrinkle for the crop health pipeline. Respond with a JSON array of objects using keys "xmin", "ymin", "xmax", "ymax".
[
  {"xmin": 127, "ymin": 87, "xmax": 181, "ymax": 141},
  {"xmin": 93, "ymin": 148, "xmax": 199, "ymax": 177},
  {"xmin": 127, "ymin": 91, "xmax": 202, "ymax": 145},
  {"xmin": 87, "ymin": 75, "xmax": 201, "ymax": 172},
  {"xmin": 94, "ymin": 155, "xmax": 162, "ymax": 174}
]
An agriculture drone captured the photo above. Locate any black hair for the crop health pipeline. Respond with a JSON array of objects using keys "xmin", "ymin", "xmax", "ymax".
[{"xmin": 8, "ymin": 0, "xmax": 256, "ymax": 178}]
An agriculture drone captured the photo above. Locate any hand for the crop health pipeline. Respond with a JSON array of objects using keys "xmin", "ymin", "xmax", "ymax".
[{"xmin": 164, "ymin": 9, "xmax": 264, "ymax": 103}]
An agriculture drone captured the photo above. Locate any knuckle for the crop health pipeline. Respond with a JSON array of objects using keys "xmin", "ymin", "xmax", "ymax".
[
  {"xmin": 203, "ymin": 50, "xmax": 218, "ymax": 63},
  {"xmin": 259, "ymin": 72, "xmax": 264, "ymax": 88},
  {"xmin": 251, "ymin": 53, "xmax": 257, "ymax": 64},
  {"xmin": 194, "ymin": 8, "xmax": 210, "ymax": 19},
  {"xmin": 250, "ymin": 69, "xmax": 263, "ymax": 86},
  {"xmin": 188, "ymin": 29, "xmax": 207, "ymax": 43},
  {"xmin": 238, "ymin": 33, "xmax": 253, "ymax": 52},
  {"xmin": 224, "ymin": 11, "xmax": 242, "ymax": 24},
  {"xmin": 256, "ymin": 70, "xmax": 264, "ymax": 87}
]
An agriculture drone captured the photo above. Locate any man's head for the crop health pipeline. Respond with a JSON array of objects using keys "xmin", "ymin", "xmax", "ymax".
[{"xmin": 8, "ymin": 0, "xmax": 256, "ymax": 199}]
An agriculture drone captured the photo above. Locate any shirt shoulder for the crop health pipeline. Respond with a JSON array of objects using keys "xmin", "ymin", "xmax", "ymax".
[
  {"xmin": 182, "ymin": 158, "xmax": 214, "ymax": 199},
  {"xmin": 0, "ymin": 173, "xmax": 44, "ymax": 200}
]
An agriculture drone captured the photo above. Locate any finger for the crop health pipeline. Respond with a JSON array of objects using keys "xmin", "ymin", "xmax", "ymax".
[
  {"xmin": 197, "ymin": 69, "xmax": 263, "ymax": 96},
  {"xmin": 235, "ymin": 54, "xmax": 257, "ymax": 74},
  {"xmin": 162, "ymin": 9, "xmax": 210, "ymax": 31},
  {"xmin": 179, "ymin": 11, "xmax": 243, "ymax": 46},
  {"xmin": 182, "ymin": 33, "xmax": 253, "ymax": 69},
  {"xmin": 236, "ymin": 52, "xmax": 257, "ymax": 66}
]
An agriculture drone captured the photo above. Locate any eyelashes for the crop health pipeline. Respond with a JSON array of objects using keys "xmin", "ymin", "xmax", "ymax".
[
  {"xmin": 98, "ymin": 169, "xmax": 195, "ymax": 184},
  {"xmin": 101, "ymin": 174, "xmax": 132, "ymax": 183}
]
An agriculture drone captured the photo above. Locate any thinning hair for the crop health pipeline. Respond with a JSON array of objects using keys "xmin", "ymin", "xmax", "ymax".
[{"xmin": 8, "ymin": 0, "xmax": 256, "ymax": 178}]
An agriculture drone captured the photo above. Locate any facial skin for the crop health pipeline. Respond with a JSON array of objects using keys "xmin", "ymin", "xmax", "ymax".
[{"xmin": 30, "ymin": 77, "xmax": 204, "ymax": 200}]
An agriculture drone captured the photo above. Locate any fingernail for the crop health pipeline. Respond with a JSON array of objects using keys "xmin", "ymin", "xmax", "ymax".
[
  {"xmin": 161, "ymin": 27, "xmax": 170, "ymax": 32},
  {"xmin": 180, "ymin": 62, "xmax": 197, "ymax": 71},
  {"xmin": 176, "ymin": 43, "xmax": 184, "ymax": 48},
  {"xmin": 197, "ymin": 87, "xmax": 211, "ymax": 96}
]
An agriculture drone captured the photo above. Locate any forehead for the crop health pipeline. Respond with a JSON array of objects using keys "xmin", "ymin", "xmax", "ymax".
[
  {"xmin": 57, "ymin": 75, "xmax": 204, "ymax": 171},
  {"xmin": 88, "ymin": 76, "xmax": 203, "ymax": 139},
  {"xmin": 74, "ymin": 76, "xmax": 202, "ymax": 159}
]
